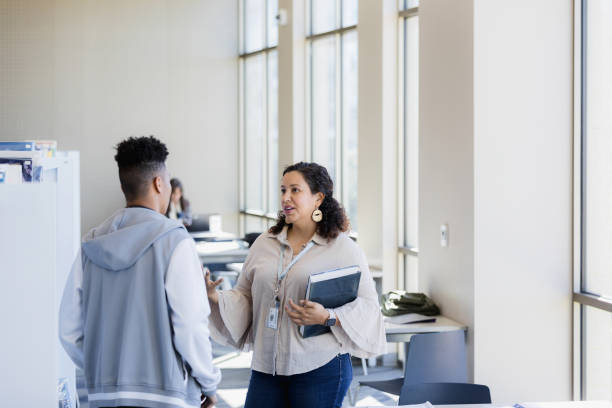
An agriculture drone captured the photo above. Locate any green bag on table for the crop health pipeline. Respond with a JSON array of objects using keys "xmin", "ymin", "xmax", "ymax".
[{"xmin": 380, "ymin": 290, "xmax": 440, "ymax": 317}]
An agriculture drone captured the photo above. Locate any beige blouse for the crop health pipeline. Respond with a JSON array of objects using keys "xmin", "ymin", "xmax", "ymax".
[{"xmin": 208, "ymin": 226, "xmax": 386, "ymax": 376}]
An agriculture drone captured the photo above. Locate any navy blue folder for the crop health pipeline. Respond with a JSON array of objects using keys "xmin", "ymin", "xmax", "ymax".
[{"xmin": 299, "ymin": 265, "xmax": 361, "ymax": 338}]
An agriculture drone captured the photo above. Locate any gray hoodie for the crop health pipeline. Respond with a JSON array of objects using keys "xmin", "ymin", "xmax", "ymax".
[{"xmin": 78, "ymin": 207, "xmax": 212, "ymax": 408}]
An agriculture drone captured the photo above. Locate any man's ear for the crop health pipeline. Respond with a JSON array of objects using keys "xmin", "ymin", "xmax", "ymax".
[{"xmin": 153, "ymin": 176, "xmax": 163, "ymax": 194}]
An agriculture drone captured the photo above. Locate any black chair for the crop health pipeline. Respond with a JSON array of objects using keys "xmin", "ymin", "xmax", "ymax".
[
  {"xmin": 357, "ymin": 330, "xmax": 468, "ymax": 397},
  {"xmin": 399, "ymin": 382, "xmax": 491, "ymax": 405},
  {"xmin": 243, "ymin": 232, "xmax": 261, "ymax": 248}
]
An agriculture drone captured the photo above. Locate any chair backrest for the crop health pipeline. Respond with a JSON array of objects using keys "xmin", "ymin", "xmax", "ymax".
[
  {"xmin": 404, "ymin": 330, "xmax": 468, "ymax": 385},
  {"xmin": 399, "ymin": 382, "xmax": 491, "ymax": 405},
  {"xmin": 243, "ymin": 232, "xmax": 262, "ymax": 248}
]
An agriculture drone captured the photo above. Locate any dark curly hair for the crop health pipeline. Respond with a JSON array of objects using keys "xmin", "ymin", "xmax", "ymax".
[
  {"xmin": 269, "ymin": 162, "xmax": 349, "ymax": 239},
  {"xmin": 114, "ymin": 136, "xmax": 169, "ymax": 201}
]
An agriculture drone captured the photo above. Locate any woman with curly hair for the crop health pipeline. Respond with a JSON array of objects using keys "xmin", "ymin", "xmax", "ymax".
[{"xmin": 205, "ymin": 162, "xmax": 386, "ymax": 408}]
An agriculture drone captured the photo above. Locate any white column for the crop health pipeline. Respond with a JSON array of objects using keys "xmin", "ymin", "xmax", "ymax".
[
  {"xmin": 419, "ymin": 0, "xmax": 475, "ymax": 377},
  {"xmin": 357, "ymin": 0, "xmax": 399, "ymax": 292},
  {"xmin": 419, "ymin": 0, "xmax": 573, "ymax": 399},
  {"xmin": 473, "ymin": 0, "xmax": 572, "ymax": 401},
  {"xmin": 278, "ymin": 0, "xmax": 306, "ymax": 173}
]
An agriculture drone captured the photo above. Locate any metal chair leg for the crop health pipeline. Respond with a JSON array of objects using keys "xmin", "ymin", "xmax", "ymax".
[
  {"xmin": 361, "ymin": 357, "xmax": 368, "ymax": 376},
  {"xmin": 348, "ymin": 383, "xmax": 360, "ymax": 406}
]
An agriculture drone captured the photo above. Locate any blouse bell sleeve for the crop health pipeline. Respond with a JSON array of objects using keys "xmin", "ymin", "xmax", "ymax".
[
  {"xmin": 329, "ymin": 247, "xmax": 387, "ymax": 358},
  {"xmin": 208, "ymin": 251, "xmax": 255, "ymax": 350}
]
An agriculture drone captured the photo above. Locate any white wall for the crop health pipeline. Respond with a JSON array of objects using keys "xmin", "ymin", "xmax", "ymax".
[
  {"xmin": 0, "ymin": 0, "xmax": 239, "ymax": 234},
  {"xmin": 419, "ymin": 0, "xmax": 476, "ymax": 376},
  {"xmin": 473, "ymin": 0, "xmax": 573, "ymax": 402}
]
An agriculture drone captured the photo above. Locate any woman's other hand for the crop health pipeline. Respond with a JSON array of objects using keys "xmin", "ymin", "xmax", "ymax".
[
  {"xmin": 203, "ymin": 267, "xmax": 224, "ymax": 304},
  {"xmin": 285, "ymin": 299, "xmax": 329, "ymax": 326},
  {"xmin": 201, "ymin": 393, "xmax": 217, "ymax": 408}
]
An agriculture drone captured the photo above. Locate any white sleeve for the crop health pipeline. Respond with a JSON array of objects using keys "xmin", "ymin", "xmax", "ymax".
[
  {"xmin": 59, "ymin": 250, "xmax": 85, "ymax": 370},
  {"xmin": 166, "ymin": 238, "xmax": 222, "ymax": 396}
]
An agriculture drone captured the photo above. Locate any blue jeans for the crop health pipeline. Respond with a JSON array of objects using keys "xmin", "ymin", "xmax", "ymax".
[{"xmin": 244, "ymin": 353, "xmax": 353, "ymax": 408}]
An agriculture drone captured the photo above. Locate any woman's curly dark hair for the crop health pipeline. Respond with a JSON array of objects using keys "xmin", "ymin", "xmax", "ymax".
[{"xmin": 269, "ymin": 162, "xmax": 349, "ymax": 239}]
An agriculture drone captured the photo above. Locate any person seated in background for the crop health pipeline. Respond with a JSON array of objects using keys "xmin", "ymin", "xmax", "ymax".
[{"xmin": 166, "ymin": 177, "xmax": 193, "ymax": 227}]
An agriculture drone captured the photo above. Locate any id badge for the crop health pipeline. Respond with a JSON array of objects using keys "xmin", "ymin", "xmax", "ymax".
[{"xmin": 266, "ymin": 299, "xmax": 280, "ymax": 330}]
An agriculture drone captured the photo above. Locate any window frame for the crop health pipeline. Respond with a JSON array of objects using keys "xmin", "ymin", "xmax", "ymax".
[
  {"xmin": 397, "ymin": 4, "xmax": 419, "ymax": 291},
  {"xmin": 573, "ymin": 0, "xmax": 612, "ymax": 399},
  {"xmin": 306, "ymin": 0, "xmax": 358, "ymax": 232},
  {"xmin": 239, "ymin": 0, "xmax": 280, "ymax": 235}
]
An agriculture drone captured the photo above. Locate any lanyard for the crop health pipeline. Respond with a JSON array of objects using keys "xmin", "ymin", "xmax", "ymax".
[
  {"xmin": 276, "ymin": 241, "xmax": 314, "ymax": 287},
  {"xmin": 267, "ymin": 241, "xmax": 314, "ymax": 334}
]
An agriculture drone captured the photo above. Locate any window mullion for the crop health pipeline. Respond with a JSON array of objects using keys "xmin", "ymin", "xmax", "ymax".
[
  {"xmin": 263, "ymin": 0, "xmax": 269, "ymax": 213},
  {"xmin": 240, "ymin": 55, "xmax": 247, "ymax": 233},
  {"xmin": 336, "ymin": 33, "xmax": 343, "ymax": 204},
  {"xmin": 307, "ymin": 40, "xmax": 313, "ymax": 161},
  {"xmin": 264, "ymin": 51, "xmax": 270, "ymax": 214}
]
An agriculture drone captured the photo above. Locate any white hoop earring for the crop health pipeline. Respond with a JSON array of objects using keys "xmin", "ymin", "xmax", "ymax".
[{"xmin": 312, "ymin": 209, "xmax": 323, "ymax": 223}]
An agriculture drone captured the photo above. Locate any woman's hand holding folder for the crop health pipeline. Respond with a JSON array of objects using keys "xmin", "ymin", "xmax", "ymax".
[{"xmin": 285, "ymin": 299, "xmax": 338, "ymax": 327}]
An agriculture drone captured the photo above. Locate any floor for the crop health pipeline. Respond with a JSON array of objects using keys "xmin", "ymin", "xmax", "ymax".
[{"xmin": 212, "ymin": 342, "xmax": 401, "ymax": 408}]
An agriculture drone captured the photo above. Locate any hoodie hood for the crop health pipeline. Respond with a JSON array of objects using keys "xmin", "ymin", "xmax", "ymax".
[{"xmin": 82, "ymin": 207, "xmax": 185, "ymax": 271}]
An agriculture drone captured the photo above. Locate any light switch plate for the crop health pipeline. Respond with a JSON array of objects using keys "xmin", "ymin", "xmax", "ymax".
[
  {"xmin": 440, "ymin": 224, "xmax": 448, "ymax": 247},
  {"xmin": 276, "ymin": 9, "xmax": 288, "ymax": 26}
]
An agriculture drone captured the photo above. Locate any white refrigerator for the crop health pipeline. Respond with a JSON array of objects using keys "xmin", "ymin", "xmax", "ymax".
[{"xmin": 0, "ymin": 151, "xmax": 80, "ymax": 407}]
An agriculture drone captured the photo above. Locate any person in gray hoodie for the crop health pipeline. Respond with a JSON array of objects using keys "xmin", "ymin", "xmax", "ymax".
[{"xmin": 59, "ymin": 136, "xmax": 221, "ymax": 408}]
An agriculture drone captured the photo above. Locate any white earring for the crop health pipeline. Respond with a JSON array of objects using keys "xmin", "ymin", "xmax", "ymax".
[{"xmin": 312, "ymin": 209, "xmax": 323, "ymax": 223}]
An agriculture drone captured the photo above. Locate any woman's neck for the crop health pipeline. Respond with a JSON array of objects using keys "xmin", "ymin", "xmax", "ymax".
[{"xmin": 289, "ymin": 221, "xmax": 317, "ymax": 242}]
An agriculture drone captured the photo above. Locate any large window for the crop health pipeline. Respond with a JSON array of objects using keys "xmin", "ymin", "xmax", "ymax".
[
  {"xmin": 397, "ymin": 0, "xmax": 419, "ymax": 290},
  {"xmin": 240, "ymin": 0, "xmax": 279, "ymax": 234},
  {"xmin": 306, "ymin": 0, "xmax": 359, "ymax": 231},
  {"xmin": 574, "ymin": 0, "xmax": 612, "ymax": 399}
]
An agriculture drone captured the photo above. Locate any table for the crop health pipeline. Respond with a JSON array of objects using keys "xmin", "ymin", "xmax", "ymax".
[
  {"xmin": 227, "ymin": 262, "xmax": 244, "ymax": 273},
  {"xmin": 385, "ymin": 315, "xmax": 467, "ymax": 342},
  {"xmin": 189, "ymin": 230, "xmax": 236, "ymax": 241},
  {"xmin": 375, "ymin": 402, "xmax": 612, "ymax": 408},
  {"xmin": 195, "ymin": 239, "xmax": 249, "ymax": 265}
]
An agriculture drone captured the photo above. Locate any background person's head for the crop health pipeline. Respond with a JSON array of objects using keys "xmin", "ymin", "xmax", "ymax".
[
  {"xmin": 270, "ymin": 162, "xmax": 349, "ymax": 239},
  {"xmin": 170, "ymin": 178, "xmax": 184, "ymax": 205},
  {"xmin": 114, "ymin": 136, "xmax": 171, "ymax": 214}
]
